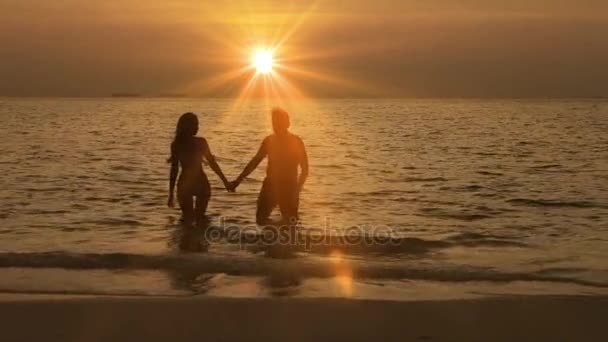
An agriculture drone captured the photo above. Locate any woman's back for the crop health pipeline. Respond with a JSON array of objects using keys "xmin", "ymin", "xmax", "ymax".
[
  {"xmin": 172, "ymin": 137, "xmax": 206, "ymax": 174},
  {"xmin": 167, "ymin": 112, "xmax": 229, "ymax": 226}
]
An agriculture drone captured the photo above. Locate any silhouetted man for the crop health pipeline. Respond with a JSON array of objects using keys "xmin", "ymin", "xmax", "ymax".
[{"xmin": 230, "ymin": 108, "xmax": 308, "ymax": 227}]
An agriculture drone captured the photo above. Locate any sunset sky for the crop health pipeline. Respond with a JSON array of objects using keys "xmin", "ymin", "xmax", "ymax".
[{"xmin": 1, "ymin": 0, "xmax": 607, "ymax": 98}]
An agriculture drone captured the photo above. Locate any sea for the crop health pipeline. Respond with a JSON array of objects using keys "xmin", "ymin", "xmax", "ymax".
[{"xmin": 0, "ymin": 98, "xmax": 606, "ymax": 299}]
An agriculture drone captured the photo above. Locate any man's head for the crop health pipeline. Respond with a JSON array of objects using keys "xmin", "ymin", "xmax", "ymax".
[{"xmin": 271, "ymin": 107, "xmax": 290, "ymax": 134}]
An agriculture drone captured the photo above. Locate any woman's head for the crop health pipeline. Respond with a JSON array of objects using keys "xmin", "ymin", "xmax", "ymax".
[
  {"xmin": 168, "ymin": 112, "xmax": 199, "ymax": 163},
  {"xmin": 175, "ymin": 112, "xmax": 199, "ymax": 139}
]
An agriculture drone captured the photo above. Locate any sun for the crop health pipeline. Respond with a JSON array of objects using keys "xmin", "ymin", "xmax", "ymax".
[{"xmin": 253, "ymin": 49, "xmax": 273, "ymax": 74}]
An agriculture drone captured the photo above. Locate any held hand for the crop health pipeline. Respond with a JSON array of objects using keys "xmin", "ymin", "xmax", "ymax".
[
  {"xmin": 227, "ymin": 180, "xmax": 240, "ymax": 192},
  {"xmin": 224, "ymin": 180, "xmax": 235, "ymax": 193}
]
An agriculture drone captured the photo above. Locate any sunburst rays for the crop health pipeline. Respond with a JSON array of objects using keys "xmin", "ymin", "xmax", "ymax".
[{"xmin": 171, "ymin": 0, "xmax": 367, "ymax": 109}]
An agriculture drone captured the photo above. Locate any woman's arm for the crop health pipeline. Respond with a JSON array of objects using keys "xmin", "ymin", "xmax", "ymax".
[
  {"xmin": 203, "ymin": 139, "xmax": 230, "ymax": 190},
  {"xmin": 168, "ymin": 145, "xmax": 179, "ymax": 207}
]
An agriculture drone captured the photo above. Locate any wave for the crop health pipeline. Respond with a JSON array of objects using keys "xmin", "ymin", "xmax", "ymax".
[
  {"xmin": 25, "ymin": 209, "xmax": 70, "ymax": 215},
  {"xmin": 439, "ymin": 184, "xmax": 486, "ymax": 192},
  {"xmin": 109, "ymin": 165, "xmax": 138, "ymax": 172},
  {"xmin": 345, "ymin": 189, "xmax": 407, "ymax": 196},
  {"xmin": 74, "ymin": 218, "xmax": 145, "ymax": 226},
  {"xmin": 0, "ymin": 252, "xmax": 605, "ymax": 288},
  {"xmin": 403, "ymin": 177, "xmax": 448, "ymax": 182},
  {"xmin": 530, "ymin": 164, "xmax": 562, "ymax": 169},
  {"xmin": 416, "ymin": 208, "xmax": 495, "ymax": 222},
  {"xmin": 219, "ymin": 230, "xmax": 527, "ymax": 254},
  {"xmin": 507, "ymin": 198, "xmax": 605, "ymax": 209},
  {"xmin": 477, "ymin": 171, "xmax": 504, "ymax": 176},
  {"xmin": 21, "ymin": 187, "xmax": 65, "ymax": 193},
  {"xmin": 446, "ymin": 232, "xmax": 527, "ymax": 247}
]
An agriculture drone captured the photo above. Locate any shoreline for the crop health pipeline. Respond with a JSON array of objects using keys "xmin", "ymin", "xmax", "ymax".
[{"xmin": 1, "ymin": 295, "xmax": 606, "ymax": 341}]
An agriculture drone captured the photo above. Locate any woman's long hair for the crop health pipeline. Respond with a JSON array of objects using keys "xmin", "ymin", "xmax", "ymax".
[{"xmin": 168, "ymin": 112, "xmax": 199, "ymax": 163}]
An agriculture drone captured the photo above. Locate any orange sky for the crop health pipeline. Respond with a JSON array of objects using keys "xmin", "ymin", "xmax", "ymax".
[{"xmin": 1, "ymin": 0, "xmax": 607, "ymax": 97}]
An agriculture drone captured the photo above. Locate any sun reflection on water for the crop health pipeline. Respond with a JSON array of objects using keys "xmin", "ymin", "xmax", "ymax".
[{"xmin": 329, "ymin": 250, "xmax": 353, "ymax": 297}]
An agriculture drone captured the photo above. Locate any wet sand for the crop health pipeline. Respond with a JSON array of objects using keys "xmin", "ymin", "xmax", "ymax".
[{"xmin": 0, "ymin": 295, "xmax": 606, "ymax": 341}]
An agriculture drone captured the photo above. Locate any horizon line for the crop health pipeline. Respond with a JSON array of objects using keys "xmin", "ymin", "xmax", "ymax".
[{"xmin": 1, "ymin": 95, "xmax": 607, "ymax": 100}]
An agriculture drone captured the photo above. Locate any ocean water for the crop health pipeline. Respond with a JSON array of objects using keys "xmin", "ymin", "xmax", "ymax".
[{"xmin": 0, "ymin": 98, "xmax": 607, "ymax": 298}]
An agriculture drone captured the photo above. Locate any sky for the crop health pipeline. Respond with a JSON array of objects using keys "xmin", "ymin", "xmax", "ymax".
[{"xmin": 1, "ymin": 0, "xmax": 607, "ymax": 98}]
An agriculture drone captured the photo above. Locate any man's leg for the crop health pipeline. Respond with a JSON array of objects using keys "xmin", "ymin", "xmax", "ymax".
[
  {"xmin": 256, "ymin": 180, "xmax": 277, "ymax": 226},
  {"xmin": 277, "ymin": 184, "xmax": 300, "ymax": 227},
  {"xmin": 270, "ymin": 185, "xmax": 299, "ymax": 253}
]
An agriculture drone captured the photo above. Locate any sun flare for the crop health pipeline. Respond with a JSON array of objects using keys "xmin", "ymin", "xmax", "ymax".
[
  {"xmin": 178, "ymin": 1, "xmax": 350, "ymax": 107},
  {"xmin": 253, "ymin": 49, "xmax": 274, "ymax": 74}
]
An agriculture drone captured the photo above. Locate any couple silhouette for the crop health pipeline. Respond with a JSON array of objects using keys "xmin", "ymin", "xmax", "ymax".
[{"xmin": 167, "ymin": 108, "xmax": 309, "ymax": 229}]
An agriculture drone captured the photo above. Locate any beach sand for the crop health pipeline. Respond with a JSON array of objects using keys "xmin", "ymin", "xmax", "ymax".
[{"xmin": 1, "ymin": 295, "xmax": 606, "ymax": 341}]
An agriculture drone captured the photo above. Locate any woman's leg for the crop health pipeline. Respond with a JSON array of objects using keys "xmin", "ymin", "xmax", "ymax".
[
  {"xmin": 194, "ymin": 192, "xmax": 210, "ymax": 226},
  {"xmin": 178, "ymin": 191, "xmax": 195, "ymax": 226},
  {"xmin": 194, "ymin": 180, "xmax": 211, "ymax": 227}
]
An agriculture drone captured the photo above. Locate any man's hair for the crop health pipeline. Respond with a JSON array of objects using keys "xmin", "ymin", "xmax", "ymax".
[{"xmin": 271, "ymin": 107, "xmax": 290, "ymax": 130}]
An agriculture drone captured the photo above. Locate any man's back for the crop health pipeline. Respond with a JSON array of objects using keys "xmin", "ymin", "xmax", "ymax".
[
  {"xmin": 230, "ymin": 108, "xmax": 309, "ymax": 227},
  {"xmin": 264, "ymin": 132, "xmax": 305, "ymax": 183}
]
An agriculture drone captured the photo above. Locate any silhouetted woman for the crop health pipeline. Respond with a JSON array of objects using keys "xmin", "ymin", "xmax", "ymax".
[{"xmin": 167, "ymin": 112, "xmax": 229, "ymax": 226}]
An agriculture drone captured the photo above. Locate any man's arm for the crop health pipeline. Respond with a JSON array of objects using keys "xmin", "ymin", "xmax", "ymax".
[
  {"xmin": 232, "ymin": 139, "xmax": 268, "ymax": 190},
  {"xmin": 297, "ymin": 137, "xmax": 309, "ymax": 192}
]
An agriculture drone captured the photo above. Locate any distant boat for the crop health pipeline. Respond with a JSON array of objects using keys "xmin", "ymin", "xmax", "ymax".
[{"xmin": 111, "ymin": 93, "xmax": 141, "ymax": 98}]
